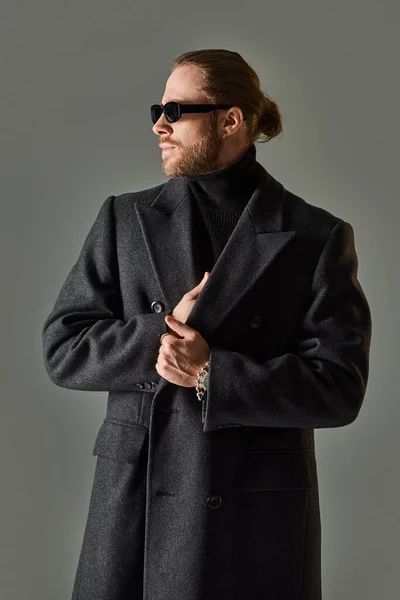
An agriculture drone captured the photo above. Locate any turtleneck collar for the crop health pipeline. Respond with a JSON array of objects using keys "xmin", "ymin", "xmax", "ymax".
[{"xmin": 185, "ymin": 143, "xmax": 260, "ymax": 211}]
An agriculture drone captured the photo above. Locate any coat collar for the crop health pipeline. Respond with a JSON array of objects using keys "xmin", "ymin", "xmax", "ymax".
[{"xmin": 135, "ymin": 163, "xmax": 296, "ymax": 342}]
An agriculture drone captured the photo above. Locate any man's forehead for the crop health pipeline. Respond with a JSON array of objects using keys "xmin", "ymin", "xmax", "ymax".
[
  {"xmin": 161, "ymin": 68, "xmax": 204, "ymax": 105},
  {"xmin": 161, "ymin": 89, "xmax": 206, "ymax": 105},
  {"xmin": 160, "ymin": 96, "xmax": 190, "ymax": 105},
  {"xmin": 161, "ymin": 87, "xmax": 196, "ymax": 104}
]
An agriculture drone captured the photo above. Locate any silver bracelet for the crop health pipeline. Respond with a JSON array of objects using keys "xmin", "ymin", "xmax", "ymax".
[{"xmin": 195, "ymin": 361, "xmax": 210, "ymax": 401}]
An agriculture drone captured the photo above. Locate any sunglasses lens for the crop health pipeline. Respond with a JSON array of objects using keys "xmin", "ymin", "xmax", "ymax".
[
  {"xmin": 165, "ymin": 103, "xmax": 179, "ymax": 122},
  {"xmin": 151, "ymin": 102, "xmax": 180, "ymax": 124},
  {"xmin": 151, "ymin": 105, "xmax": 162, "ymax": 124}
]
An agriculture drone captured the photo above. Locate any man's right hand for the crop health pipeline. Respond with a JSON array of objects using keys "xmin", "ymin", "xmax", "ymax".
[{"xmin": 167, "ymin": 272, "xmax": 210, "ymax": 333}]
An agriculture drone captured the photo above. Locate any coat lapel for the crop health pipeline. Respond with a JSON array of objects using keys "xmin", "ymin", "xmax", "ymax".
[{"xmin": 135, "ymin": 164, "xmax": 295, "ymax": 342}]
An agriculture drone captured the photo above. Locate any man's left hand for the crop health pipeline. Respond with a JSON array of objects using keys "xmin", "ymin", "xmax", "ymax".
[{"xmin": 156, "ymin": 315, "xmax": 211, "ymax": 388}]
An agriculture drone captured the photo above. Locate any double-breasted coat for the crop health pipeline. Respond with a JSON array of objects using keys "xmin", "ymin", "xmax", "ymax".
[{"xmin": 42, "ymin": 160, "xmax": 372, "ymax": 600}]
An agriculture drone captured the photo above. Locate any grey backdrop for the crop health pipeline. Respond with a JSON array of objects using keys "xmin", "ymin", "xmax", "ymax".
[{"xmin": 1, "ymin": 1, "xmax": 398, "ymax": 598}]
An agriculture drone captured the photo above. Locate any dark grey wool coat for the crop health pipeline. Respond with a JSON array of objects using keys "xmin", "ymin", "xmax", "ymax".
[{"xmin": 42, "ymin": 161, "xmax": 372, "ymax": 600}]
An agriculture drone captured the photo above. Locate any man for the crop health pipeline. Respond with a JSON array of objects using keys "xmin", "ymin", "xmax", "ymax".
[{"xmin": 42, "ymin": 49, "xmax": 372, "ymax": 600}]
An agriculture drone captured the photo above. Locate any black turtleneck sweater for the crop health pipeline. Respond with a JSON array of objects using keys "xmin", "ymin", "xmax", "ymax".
[{"xmin": 185, "ymin": 143, "xmax": 260, "ymax": 273}]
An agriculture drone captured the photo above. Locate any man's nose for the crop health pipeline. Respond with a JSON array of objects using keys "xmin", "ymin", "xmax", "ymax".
[{"xmin": 152, "ymin": 113, "xmax": 172, "ymax": 136}]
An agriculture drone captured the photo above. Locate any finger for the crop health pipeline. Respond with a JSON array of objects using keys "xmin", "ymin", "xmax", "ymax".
[{"xmin": 186, "ymin": 273, "xmax": 210, "ymax": 297}]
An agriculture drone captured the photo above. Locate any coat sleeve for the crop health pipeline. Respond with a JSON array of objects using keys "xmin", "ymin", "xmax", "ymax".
[
  {"xmin": 42, "ymin": 195, "xmax": 168, "ymax": 391},
  {"xmin": 202, "ymin": 219, "xmax": 372, "ymax": 432}
]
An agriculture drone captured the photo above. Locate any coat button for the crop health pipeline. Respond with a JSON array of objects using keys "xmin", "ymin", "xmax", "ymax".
[
  {"xmin": 136, "ymin": 383, "xmax": 144, "ymax": 390},
  {"xmin": 248, "ymin": 314, "xmax": 263, "ymax": 328},
  {"xmin": 207, "ymin": 494, "xmax": 222, "ymax": 509},
  {"xmin": 144, "ymin": 382, "xmax": 153, "ymax": 390},
  {"xmin": 152, "ymin": 382, "xmax": 159, "ymax": 389},
  {"xmin": 151, "ymin": 301, "xmax": 164, "ymax": 313}
]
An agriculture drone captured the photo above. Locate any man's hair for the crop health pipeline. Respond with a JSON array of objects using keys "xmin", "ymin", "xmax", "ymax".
[{"xmin": 171, "ymin": 48, "xmax": 283, "ymax": 145}]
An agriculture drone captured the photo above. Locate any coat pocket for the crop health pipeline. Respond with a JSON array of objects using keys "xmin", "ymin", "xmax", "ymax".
[
  {"xmin": 241, "ymin": 451, "xmax": 312, "ymax": 595},
  {"xmin": 244, "ymin": 449, "xmax": 314, "ymax": 492},
  {"xmin": 92, "ymin": 418, "xmax": 149, "ymax": 465}
]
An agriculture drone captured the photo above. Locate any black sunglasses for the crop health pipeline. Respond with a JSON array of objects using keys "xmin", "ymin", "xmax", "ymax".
[{"xmin": 150, "ymin": 102, "xmax": 248, "ymax": 124}]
